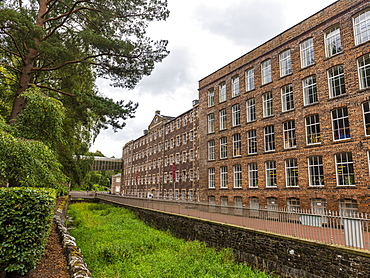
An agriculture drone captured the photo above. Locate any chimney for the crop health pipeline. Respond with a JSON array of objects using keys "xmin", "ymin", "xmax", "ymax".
[{"xmin": 155, "ymin": 110, "xmax": 161, "ymax": 115}]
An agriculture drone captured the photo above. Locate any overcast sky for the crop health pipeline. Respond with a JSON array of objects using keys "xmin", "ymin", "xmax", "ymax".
[{"xmin": 90, "ymin": 0, "xmax": 337, "ymax": 158}]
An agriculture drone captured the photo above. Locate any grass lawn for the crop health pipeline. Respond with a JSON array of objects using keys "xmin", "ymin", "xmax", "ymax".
[{"xmin": 68, "ymin": 203, "xmax": 277, "ymax": 278}]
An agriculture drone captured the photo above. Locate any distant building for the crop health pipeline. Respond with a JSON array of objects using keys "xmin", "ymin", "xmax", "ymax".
[
  {"xmin": 121, "ymin": 104, "xmax": 200, "ymax": 201},
  {"xmin": 198, "ymin": 0, "xmax": 370, "ymax": 214}
]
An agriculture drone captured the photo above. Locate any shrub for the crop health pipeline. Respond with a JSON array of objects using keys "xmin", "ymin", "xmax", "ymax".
[{"xmin": 0, "ymin": 187, "xmax": 56, "ymax": 275}]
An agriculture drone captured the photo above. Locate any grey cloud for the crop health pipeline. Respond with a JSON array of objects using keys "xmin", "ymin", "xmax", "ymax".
[
  {"xmin": 135, "ymin": 46, "xmax": 196, "ymax": 96},
  {"xmin": 194, "ymin": 0, "xmax": 286, "ymax": 48}
]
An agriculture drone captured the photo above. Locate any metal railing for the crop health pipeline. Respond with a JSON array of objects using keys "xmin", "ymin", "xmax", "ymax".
[{"xmin": 95, "ymin": 194, "xmax": 370, "ymax": 250}]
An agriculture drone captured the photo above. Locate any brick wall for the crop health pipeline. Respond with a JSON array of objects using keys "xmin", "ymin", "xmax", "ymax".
[{"xmin": 198, "ymin": 0, "xmax": 370, "ymax": 213}]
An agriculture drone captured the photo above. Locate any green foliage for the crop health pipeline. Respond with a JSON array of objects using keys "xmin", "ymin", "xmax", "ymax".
[
  {"xmin": 0, "ymin": 187, "xmax": 57, "ymax": 275},
  {"xmin": 68, "ymin": 203, "xmax": 275, "ymax": 278},
  {"xmin": 13, "ymin": 90, "xmax": 66, "ymax": 150},
  {"xmin": 0, "ymin": 115, "xmax": 67, "ymax": 190}
]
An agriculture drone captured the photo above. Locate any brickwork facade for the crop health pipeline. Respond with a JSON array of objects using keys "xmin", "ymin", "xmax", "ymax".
[
  {"xmin": 122, "ymin": 105, "xmax": 200, "ymax": 200},
  {"xmin": 198, "ymin": 0, "xmax": 370, "ymax": 213}
]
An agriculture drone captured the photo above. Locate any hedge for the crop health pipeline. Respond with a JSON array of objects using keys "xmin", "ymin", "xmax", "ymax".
[{"xmin": 0, "ymin": 187, "xmax": 56, "ymax": 275}]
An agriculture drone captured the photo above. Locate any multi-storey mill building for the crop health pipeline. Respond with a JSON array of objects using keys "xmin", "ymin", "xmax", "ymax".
[
  {"xmin": 198, "ymin": 0, "xmax": 370, "ymax": 214},
  {"xmin": 122, "ymin": 102, "xmax": 200, "ymax": 200}
]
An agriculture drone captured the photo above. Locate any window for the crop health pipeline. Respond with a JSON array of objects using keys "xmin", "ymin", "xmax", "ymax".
[
  {"xmin": 328, "ymin": 65, "xmax": 346, "ymax": 98},
  {"xmin": 263, "ymin": 92, "xmax": 273, "ymax": 117},
  {"xmin": 248, "ymin": 163, "xmax": 258, "ymax": 188},
  {"xmin": 265, "ymin": 161, "xmax": 277, "ymax": 187},
  {"xmin": 247, "ymin": 129, "xmax": 257, "ymax": 154},
  {"xmin": 220, "ymin": 166, "xmax": 228, "ymax": 188},
  {"xmin": 308, "ymin": 156, "xmax": 324, "ymax": 186},
  {"xmin": 219, "ymin": 82, "xmax": 226, "ymax": 103},
  {"xmin": 208, "ymin": 140, "xmax": 215, "ymax": 160},
  {"xmin": 264, "ymin": 125, "xmax": 275, "ymax": 152},
  {"xmin": 189, "ymin": 170, "xmax": 194, "ymax": 181},
  {"xmin": 189, "ymin": 149, "xmax": 194, "ymax": 161},
  {"xmin": 249, "ymin": 197, "xmax": 259, "ymax": 210},
  {"xmin": 283, "ymin": 120, "xmax": 296, "ymax": 149},
  {"xmin": 335, "ymin": 152, "xmax": 355, "ymax": 186},
  {"xmin": 281, "ymin": 84, "xmax": 294, "ymax": 112},
  {"xmin": 325, "ymin": 27, "xmax": 342, "ymax": 57},
  {"xmin": 245, "ymin": 68, "xmax": 255, "ymax": 91},
  {"xmin": 219, "ymin": 109, "xmax": 227, "ymax": 130},
  {"xmin": 182, "ymin": 170, "xmax": 186, "ymax": 181},
  {"xmin": 234, "ymin": 196, "xmax": 243, "ymax": 208},
  {"xmin": 311, "ymin": 198, "xmax": 327, "ymax": 215},
  {"xmin": 233, "ymin": 133, "xmax": 241, "ymax": 157},
  {"xmin": 340, "ymin": 199, "xmax": 358, "ymax": 217},
  {"xmin": 246, "ymin": 98, "xmax": 256, "ymax": 122},
  {"xmin": 208, "ymin": 168, "xmax": 215, "ymax": 188},
  {"xmin": 306, "ymin": 114, "xmax": 321, "ymax": 144},
  {"xmin": 287, "ymin": 198, "xmax": 300, "ymax": 213},
  {"xmin": 363, "ymin": 101, "xmax": 370, "ymax": 136},
  {"xmin": 220, "ymin": 137, "xmax": 227, "ymax": 159},
  {"xmin": 233, "ymin": 165, "xmax": 242, "ymax": 188},
  {"xmin": 267, "ymin": 197, "xmax": 278, "ymax": 212},
  {"xmin": 207, "ymin": 113, "xmax": 214, "ymax": 133},
  {"xmin": 183, "ymin": 133, "xmax": 187, "ymax": 144},
  {"xmin": 358, "ymin": 53, "xmax": 370, "ymax": 89},
  {"xmin": 220, "ymin": 196, "xmax": 228, "ymax": 206},
  {"xmin": 261, "ymin": 59, "xmax": 272, "ymax": 84},
  {"xmin": 303, "ymin": 75, "xmax": 318, "ymax": 105},
  {"xmin": 353, "ymin": 10, "xmax": 370, "ymax": 45},
  {"xmin": 232, "ymin": 103, "xmax": 240, "ymax": 126},
  {"xmin": 285, "ymin": 158, "xmax": 298, "ymax": 187},
  {"xmin": 232, "ymin": 76, "xmax": 240, "ymax": 97},
  {"xmin": 332, "ymin": 107, "xmax": 350, "ymax": 141},
  {"xmin": 182, "ymin": 151, "xmax": 187, "ymax": 163},
  {"xmin": 300, "ymin": 38, "xmax": 315, "ymax": 68},
  {"xmin": 279, "ymin": 49, "xmax": 292, "ymax": 77}
]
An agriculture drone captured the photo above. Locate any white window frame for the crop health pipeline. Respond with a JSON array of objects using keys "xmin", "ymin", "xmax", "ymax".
[
  {"xmin": 219, "ymin": 82, "xmax": 226, "ymax": 103},
  {"xmin": 208, "ymin": 168, "xmax": 215, "ymax": 188},
  {"xmin": 219, "ymin": 109, "xmax": 227, "ymax": 130},
  {"xmin": 279, "ymin": 49, "xmax": 292, "ymax": 77},
  {"xmin": 332, "ymin": 107, "xmax": 350, "ymax": 141},
  {"xmin": 325, "ymin": 26, "xmax": 342, "ymax": 57},
  {"xmin": 300, "ymin": 38, "xmax": 315, "ymax": 68},
  {"xmin": 264, "ymin": 125, "xmax": 275, "ymax": 152},
  {"xmin": 265, "ymin": 161, "xmax": 277, "ymax": 187},
  {"xmin": 232, "ymin": 76, "xmax": 240, "ymax": 97},
  {"xmin": 285, "ymin": 158, "xmax": 298, "ymax": 187},
  {"xmin": 220, "ymin": 166, "xmax": 228, "ymax": 188},
  {"xmin": 233, "ymin": 133, "xmax": 241, "ymax": 157},
  {"xmin": 248, "ymin": 163, "xmax": 258, "ymax": 188},
  {"xmin": 363, "ymin": 101, "xmax": 370, "ymax": 136},
  {"xmin": 232, "ymin": 103, "xmax": 241, "ymax": 126},
  {"xmin": 261, "ymin": 59, "xmax": 272, "ymax": 85},
  {"xmin": 207, "ymin": 113, "xmax": 214, "ymax": 133},
  {"xmin": 246, "ymin": 98, "xmax": 256, "ymax": 122},
  {"xmin": 283, "ymin": 120, "xmax": 296, "ymax": 149},
  {"xmin": 245, "ymin": 68, "xmax": 255, "ymax": 91},
  {"xmin": 233, "ymin": 165, "xmax": 242, "ymax": 188},
  {"xmin": 208, "ymin": 140, "xmax": 215, "ymax": 160},
  {"xmin": 328, "ymin": 65, "xmax": 346, "ymax": 98},
  {"xmin": 306, "ymin": 114, "xmax": 321, "ymax": 145},
  {"xmin": 308, "ymin": 156, "xmax": 324, "ymax": 187},
  {"xmin": 303, "ymin": 75, "xmax": 318, "ymax": 106},
  {"xmin": 220, "ymin": 137, "xmax": 227, "ymax": 159},
  {"xmin": 335, "ymin": 152, "xmax": 355, "ymax": 186},
  {"xmin": 358, "ymin": 53, "xmax": 370, "ymax": 89},
  {"xmin": 263, "ymin": 92, "xmax": 273, "ymax": 117},
  {"xmin": 247, "ymin": 129, "xmax": 257, "ymax": 154},
  {"xmin": 353, "ymin": 10, "xmax": 370, "ymax": 45},
  {"xmin": 281, "ymin": 84, "xmax": 294, "ymax": 112}
]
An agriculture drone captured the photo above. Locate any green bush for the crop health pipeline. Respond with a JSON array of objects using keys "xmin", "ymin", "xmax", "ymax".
[{"xmin": 0, "ymin": 187, "xmax": 56, "ymax": 275}]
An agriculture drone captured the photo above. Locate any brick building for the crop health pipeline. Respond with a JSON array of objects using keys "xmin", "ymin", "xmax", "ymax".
[
  {"xmin": 198, "ymin": 0, "xmax": 370, "ymax": 214},
  {"xmin": 121, "ymin": 103, "xmax": 200, "ymax": 200}
]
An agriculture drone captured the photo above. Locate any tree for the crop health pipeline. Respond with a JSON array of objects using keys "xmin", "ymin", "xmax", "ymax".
[{"xmin": 0, "ymin": 0, "xmax": 169, "ymax": 124}]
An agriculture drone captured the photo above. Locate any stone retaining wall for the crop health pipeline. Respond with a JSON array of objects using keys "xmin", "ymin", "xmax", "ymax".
[
  {"xmin": 55, "ymin": 196, "xmax": 92, "ymax": 278},
  {"xmin": 106, "ymin": 201, "xmax": 370, "ymax": 278}
]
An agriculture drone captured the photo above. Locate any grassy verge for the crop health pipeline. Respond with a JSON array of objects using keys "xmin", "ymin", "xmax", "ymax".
[{"xmin": 68, "ymin": 203, "xmax": 277, "ymax": 278}]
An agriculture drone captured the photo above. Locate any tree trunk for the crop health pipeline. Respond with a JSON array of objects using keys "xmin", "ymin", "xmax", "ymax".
[{"xmin": 9, "ymin": 0, "xmax": 47, "ymax": 122}]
